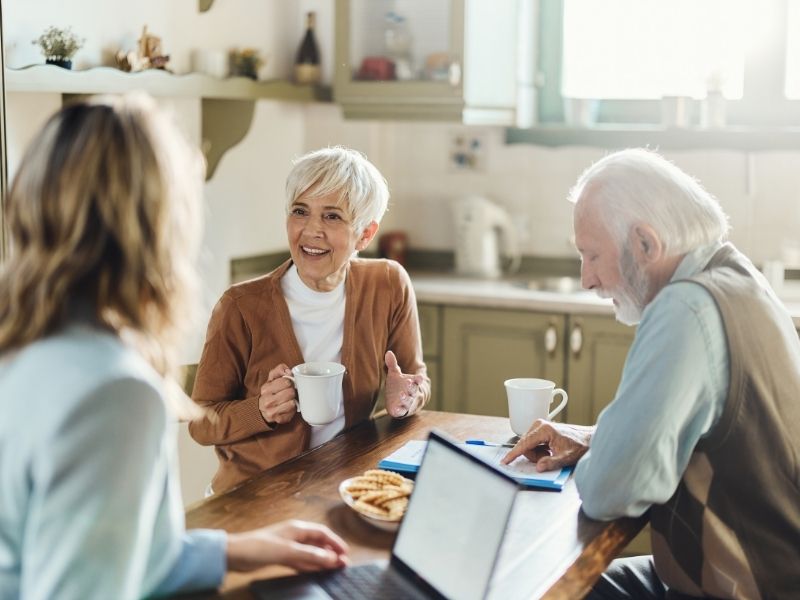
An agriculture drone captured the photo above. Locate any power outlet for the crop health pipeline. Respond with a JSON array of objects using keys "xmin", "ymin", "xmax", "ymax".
[{"xmin": 449, "ymin": 132, "xmax": 486, "ymax": 172}]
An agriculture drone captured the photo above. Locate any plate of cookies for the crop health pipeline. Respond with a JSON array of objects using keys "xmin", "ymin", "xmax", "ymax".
[{"xmin": 339, "ymin": 469, "xmax": 414, "ymax": 532}]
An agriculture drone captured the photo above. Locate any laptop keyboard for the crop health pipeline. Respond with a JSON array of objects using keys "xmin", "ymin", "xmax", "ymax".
[{"xmin": 318, "ymin": 563, "xmax": 430, "ymax": 600}]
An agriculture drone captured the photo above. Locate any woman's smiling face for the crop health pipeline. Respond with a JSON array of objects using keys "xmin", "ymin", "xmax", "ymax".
[{"xmin": 286, "ymin": 190, "xmax": 377, "ymax": 292}]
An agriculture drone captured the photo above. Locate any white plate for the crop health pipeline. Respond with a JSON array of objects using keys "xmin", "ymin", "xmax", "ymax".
[{"xmin": 338, "ymin": 477, "xmax": 403, "ymax": 532}]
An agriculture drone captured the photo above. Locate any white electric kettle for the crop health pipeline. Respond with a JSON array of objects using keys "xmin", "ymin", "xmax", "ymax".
[{"xmin": 453, "ymin": 196, "xmax": 521, "ymax": 278}]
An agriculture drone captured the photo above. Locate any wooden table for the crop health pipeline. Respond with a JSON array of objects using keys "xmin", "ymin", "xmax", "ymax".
[{"xmin": 184, "ymin": 411, "xmax": 646, "ymax": 599}]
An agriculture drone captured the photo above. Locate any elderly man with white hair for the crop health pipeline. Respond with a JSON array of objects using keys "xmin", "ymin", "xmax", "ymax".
[{"xmin": 504, "ymin": 149, "xmax": 800, "ymax": 599}]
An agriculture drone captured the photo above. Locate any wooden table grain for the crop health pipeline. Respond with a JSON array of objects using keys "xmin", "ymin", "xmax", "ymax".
[{"xmin": 183, "ymin": 411, "xmax": 646, "ymax": 599}]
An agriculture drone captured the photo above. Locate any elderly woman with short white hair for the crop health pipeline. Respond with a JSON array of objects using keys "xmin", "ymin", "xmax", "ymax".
[{"xmin": 189, "ymin": 147, "xmax": 430, "ymax": 494}]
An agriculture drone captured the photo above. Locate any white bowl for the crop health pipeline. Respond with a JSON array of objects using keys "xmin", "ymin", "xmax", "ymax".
[{"xmin": 338, "ymin": 477, "xmax": 403, "ymax": 532}]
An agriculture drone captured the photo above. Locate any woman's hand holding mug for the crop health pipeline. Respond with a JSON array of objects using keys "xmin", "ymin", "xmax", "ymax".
[
  {"xmin": 258, "ymin": 363, "xmax": 298, "ymax": 425},
  {"xmin": 384, "ymin": 350, "xmax": 424, "ymax": 418}
]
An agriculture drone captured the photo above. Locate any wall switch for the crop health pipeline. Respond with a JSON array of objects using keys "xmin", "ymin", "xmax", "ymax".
[{"xmin": 449, "ymin": 132, "xmax": 486, "ymax": 172}]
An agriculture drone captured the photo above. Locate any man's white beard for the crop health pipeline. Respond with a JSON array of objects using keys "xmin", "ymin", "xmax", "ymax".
[{"xmin": 597, "ymin": 244, "xmax": 651, "ymax": 326}]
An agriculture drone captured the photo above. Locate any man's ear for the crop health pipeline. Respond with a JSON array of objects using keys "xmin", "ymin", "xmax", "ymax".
[
  {"xmin": 632, "ymin": 224, "xmax": 663, "ymax": 263},
  {"xmin": 356, "ymin": 221, "xmax": 380, "ymax": 251}
]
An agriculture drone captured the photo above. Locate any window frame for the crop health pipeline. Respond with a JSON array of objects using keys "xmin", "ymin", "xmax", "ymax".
[
  {"xmin": 0, "ymin": 2, "xmax": 7, "ymax": 261},
  {"xmin": 536, "ymin": 0, "xmax": 800, "ymax": 128}
]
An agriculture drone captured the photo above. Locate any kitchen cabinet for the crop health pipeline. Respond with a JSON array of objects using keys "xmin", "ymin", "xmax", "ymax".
[
  {"xmin": 418, "ymin": 304, "xmax": 442, "ymax": 410},
  {"xmin": 564, "ymin": 314, "xmax": 636, "ymax": 425},
  {"xmin": 433, "ymin": 305, "xmax": 632, "ymax": 423},
  {"xmin": 334, "ymin": 0, "xmax": 535, "ymax": 125},
  {"xmin": 440, "ymin": 306, "xmax": 565, "ymax": 416},
  {"xmin": 433, "ymin": 303, "xmax": 649, "ymax": 555}
]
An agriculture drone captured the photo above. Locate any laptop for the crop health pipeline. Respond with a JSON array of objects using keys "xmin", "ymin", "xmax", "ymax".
[{"xmin": 250, "ymin": 430, "xmax": 519, "ymax": 600}]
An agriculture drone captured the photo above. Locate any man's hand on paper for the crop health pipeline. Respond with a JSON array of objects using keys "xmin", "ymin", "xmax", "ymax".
[{"xmin": 501, "ymin": 420, "xmax": 595, "ymax": 472}]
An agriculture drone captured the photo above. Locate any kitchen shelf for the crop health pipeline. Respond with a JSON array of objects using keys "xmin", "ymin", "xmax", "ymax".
[
  {"xmin": 4, "ymin": 64, "xmax": 331, "ymax": 179},
  {"xmin": 505, "ymin": 124, "xmax": 800, "ymax": 151},
  {"xmin": 4, "ymin": 64, "xmax": 331, "ymax": 102}
]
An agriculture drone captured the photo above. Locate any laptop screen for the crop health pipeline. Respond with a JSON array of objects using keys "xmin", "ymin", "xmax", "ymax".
[{"xmin": 392, "ymin": 432, "xmax": 519, "ymax": 600}]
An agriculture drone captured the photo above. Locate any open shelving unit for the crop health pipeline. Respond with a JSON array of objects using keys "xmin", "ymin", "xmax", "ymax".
[
  {"xmin": 5, "ymin": 64, "xmax": 330, "ymax": 101},
  {"xmin": 5, "ymin": 64, "xmax": 332, "ymax": 178}
]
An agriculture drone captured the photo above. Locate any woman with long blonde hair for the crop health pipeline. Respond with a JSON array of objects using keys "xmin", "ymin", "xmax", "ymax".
[{"xmin": 0, "ymin": 94, "xmax": 347, "ymax": 599}]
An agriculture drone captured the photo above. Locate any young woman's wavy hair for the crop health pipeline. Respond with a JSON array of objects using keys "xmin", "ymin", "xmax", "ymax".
[{"xmin": 0, "ymin": 93, "xmax": 204, "ymax": 417}]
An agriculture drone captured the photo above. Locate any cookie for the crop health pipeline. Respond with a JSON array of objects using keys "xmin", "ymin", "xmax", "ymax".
[{"xmin": 344, "ymin": 468, "xmax": 414, "ymax": 521}]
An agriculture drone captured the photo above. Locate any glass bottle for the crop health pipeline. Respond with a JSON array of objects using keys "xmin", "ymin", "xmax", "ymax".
[
  {"xmin": 384, "ymin": 11, "xmax": 413, "ymax": 80},
  {"xmin": 294, "ymin": 11, "xmax": 320, "ymax": 85}
]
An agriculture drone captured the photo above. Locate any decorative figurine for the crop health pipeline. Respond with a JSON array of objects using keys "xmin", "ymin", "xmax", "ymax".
[{"xmin": 115, "ymin": 25, "xmax": 170, "ymax": 72}]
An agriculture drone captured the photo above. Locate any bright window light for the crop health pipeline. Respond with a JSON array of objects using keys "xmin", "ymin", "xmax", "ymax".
[
  {"xmin": 562, "ymin": 0, "xmax": 747, "ymax": 99},
  {"xmin": 786, "ymin": 0, "xmax": 800, "ymax": 98}
]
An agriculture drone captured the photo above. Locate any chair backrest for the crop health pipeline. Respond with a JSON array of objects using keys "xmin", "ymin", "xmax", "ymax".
[
  {"xmin": 176, "ymin": 363, "xmax": 218, "ymax": 505},
  {"xmin": 181, "ymin": 364, "xmax": 198, "ymax": 396}
]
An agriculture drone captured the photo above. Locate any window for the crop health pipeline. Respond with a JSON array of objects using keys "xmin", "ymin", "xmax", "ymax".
[
  {"xmin": 537, "ymin": 0, "xmax": 800, "ymax": 127},
  {"xmin": 785, "ymin": 0, "xmax": 800, "ymax": 98},
  {"xmin": 563, "ymin": 0, "xmax": 745, "ymax": 100}
]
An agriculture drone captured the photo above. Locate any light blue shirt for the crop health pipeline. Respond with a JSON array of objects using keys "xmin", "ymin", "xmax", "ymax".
[
  {"xmin": 0, "ymin": 323, "xmax": 226, "ymax": 599},
  {"xmin": 575, "ymin": 242, "xmax": 729, "ymax": 519}
]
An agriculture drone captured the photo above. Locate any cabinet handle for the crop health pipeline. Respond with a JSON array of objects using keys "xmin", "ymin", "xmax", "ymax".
[
  {"xmin": 545, "ymin": 323, "xmax": 558, "ymax": 357},
  {"xmin": 570, "ymin": 323, "xmax": 584, "ymax": 358}
]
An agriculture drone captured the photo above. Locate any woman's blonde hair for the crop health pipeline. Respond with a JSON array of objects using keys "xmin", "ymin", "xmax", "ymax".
[
  {"xmin": 285, "ymin": 146, "xmax": 389, "ymax": 234},
  {"xmin": 0, "ymin": 93, "xmax": 204, "ymax": 417}
]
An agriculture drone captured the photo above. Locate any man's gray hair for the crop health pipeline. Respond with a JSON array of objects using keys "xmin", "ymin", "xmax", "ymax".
[
  {"xmin": 285, "ymin": 146, "xmax": 389, "ymax": 234},
  {"xmin": 568, "ymin": 148, "xmax": 730, "ymax": 255}
]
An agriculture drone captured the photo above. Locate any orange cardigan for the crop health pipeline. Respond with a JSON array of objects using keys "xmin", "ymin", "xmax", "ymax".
[{"xmin": 189, "ymin": 258, "xmax": 430, "ymax": 493}]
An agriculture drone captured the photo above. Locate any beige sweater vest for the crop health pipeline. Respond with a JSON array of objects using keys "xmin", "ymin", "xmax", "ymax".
[{"xmin": 650, "ymin": 244, "xmax": 800, "ymax": 599}]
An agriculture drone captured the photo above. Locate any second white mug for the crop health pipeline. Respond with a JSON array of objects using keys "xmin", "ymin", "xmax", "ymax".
[
  {"xmin": 505, "ymin": 378, "xmax": 568, "ymax": 436},
  {"xmin": 283, "ymin": 362, "xmax": 345, "ymax": 426}
]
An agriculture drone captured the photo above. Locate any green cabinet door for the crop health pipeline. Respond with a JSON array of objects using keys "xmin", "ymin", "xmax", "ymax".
[
  {"xmin": 418, "ymin": 303, "xmax": 441, "ymax": 357},
  {"xmin": 565, "ymin": 314, "xmax": 636, "ymax": 425},
  {"xmin": 424, "ymin": 359, "xmax": 442, "ymax": 411},
  {"xmin": 441, "ymin": 306, "xmax": 566, "ymax": 417},
  {"xmin": 418, "ymin": 304, "xmax": 442, "ymax": 410}
]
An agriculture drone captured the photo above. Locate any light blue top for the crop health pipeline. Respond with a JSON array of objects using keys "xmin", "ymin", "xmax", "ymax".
[
  {"xmin": 575, "ymin": 242, "xmax": 729, "ymax": 519},
  {"xmin": 0, "ymin": 322, "xmax": 226, "ymax": 599}
]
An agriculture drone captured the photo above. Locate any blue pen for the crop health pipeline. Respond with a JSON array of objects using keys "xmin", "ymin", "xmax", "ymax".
[{"xmin": 465, "ymin": 439, "xmax": 515, "ymax": 448}]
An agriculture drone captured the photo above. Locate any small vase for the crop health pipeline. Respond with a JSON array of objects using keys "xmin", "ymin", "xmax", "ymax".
[{"xmin": 46, "ymin": 58, "xmax": 72, "ymax": 69}]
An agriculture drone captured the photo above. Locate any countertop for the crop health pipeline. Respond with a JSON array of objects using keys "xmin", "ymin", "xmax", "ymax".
[
  {"xmin": 410, "ymin": 272, "xmax": 800, "ymax": 328},
  {"xmin": 411, "ymin": 273, "xmax": 613, "ymax": 315}
]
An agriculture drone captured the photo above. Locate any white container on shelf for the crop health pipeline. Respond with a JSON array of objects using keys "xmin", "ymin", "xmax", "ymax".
[
  {"xmin": 661, "ymin": 96, "xmax": 691, "ymax": 128},
  {"xmin": 384, "ymin": 11, "xmax": 414, "ymax": 80},
  {"xmin": 191, "ymin": 49, "xmax": 228, "ymax": 79},
  {"xmin": 700, "ymin": 91, "xmax": 726, "ymax": 129}
]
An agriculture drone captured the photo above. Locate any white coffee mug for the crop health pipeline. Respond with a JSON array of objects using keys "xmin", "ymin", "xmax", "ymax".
[
  {"xmin": 505, "ymin": 378, "xmax": 568, "ymax": 436},
  {"xmin": 283, "ymin": 362, "xmax": 345, "ymax": 426}
]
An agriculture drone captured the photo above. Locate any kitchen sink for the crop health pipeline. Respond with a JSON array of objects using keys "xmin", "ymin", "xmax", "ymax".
[{"xmin": 512, "ymin": 276, "xmax": 584, "ymax": 294}]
